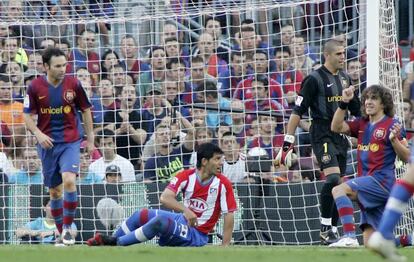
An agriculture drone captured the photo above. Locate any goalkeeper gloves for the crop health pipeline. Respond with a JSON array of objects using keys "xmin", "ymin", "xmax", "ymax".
[{"xmin": 275, "ymin": 134, "xmax": 295, "ymax": 168}]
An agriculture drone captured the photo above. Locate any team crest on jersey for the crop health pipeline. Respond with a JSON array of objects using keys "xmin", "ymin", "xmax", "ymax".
[
  {"xmin": 374, "ymin": 128, "xmax": 386, "ymax": 140},
  {"xmin": 341, "ymin": 77, "xmax": 349, "ymax": 88},
  {"xmin": 64, "ymin": 90, "xmax": 75, "ymax": 103},
  {"xmin": 321, "ymin": 153, "xmax": 331, "ymax": 164},
  {"xmin": 189, "ymin": 198, "xmax": 208, "ymax": 212},
  {"xmin": 209, "ymin": 187, "xmax": 218, "ymax": 195}
]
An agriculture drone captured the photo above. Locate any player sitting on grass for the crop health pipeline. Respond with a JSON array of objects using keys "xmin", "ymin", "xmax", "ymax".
[
  {"xmin": 329, "ymin": 85, "xmax": 409, "ymax": 248},
  {"xmin": 87, "ymin": 142, "xmax": 236, "ymax": 247}
]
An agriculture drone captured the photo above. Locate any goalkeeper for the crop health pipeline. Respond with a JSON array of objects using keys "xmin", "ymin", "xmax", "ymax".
[{"xmin": 276, "ymin": 39, "xmax": 360, "ymax": 245}]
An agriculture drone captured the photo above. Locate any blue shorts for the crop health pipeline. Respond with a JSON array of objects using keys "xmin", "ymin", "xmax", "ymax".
[
  {"xmin": 37, "ymin": 140, "xmax": 81, "ymax": 188},
  {"xmin": 155, "ymin": 210, "xmax": 208, "ymax": 247},
  {"xmin": 346, "ymin": 175, "xmax": 390, "ymax": 230}
]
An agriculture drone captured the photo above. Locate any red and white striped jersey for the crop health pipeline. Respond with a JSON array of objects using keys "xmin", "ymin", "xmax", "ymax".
[{"xmin": 166, "ymin": 168, "xmax": 237, "ymax": 234}]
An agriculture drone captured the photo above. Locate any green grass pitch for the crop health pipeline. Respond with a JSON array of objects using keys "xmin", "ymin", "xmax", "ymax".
[{"xmin": 0, "ymin": 245, "xmax": 413, "ymax": 262}]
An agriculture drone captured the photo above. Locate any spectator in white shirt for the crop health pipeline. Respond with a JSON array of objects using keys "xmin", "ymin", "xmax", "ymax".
[
  {"xmin": 220, "ymin": 131, "xmax": 247, "ymax": 183},
  {"xmin": 89, "ymin": 129, "xmax": 136, "ymax": 182}
]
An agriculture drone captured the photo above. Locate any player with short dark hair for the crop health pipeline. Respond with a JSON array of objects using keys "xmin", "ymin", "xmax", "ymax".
[
  {"xmin": 87, "ymin": 142, "xmax": 237, "ymax": 247},
  {"xmin": 276, "ymin": 39, "xmax": 361, "ymax": 245},
  {"xmin": 23, "ymin": 47, "xmax": 94, "ymax": 246},
  {"xmin": 329, "ymin": 85, "xmax": 409, "ymax": 248}
]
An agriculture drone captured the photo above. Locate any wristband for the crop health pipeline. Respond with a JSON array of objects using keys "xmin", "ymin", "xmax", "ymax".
[
  {"xmin": 338, "ymin": 101, "xmax": 349, "ymax": 110},
  {"xmin": 284, "ymin": 134, "xmax": 295, "ymax": 144}
]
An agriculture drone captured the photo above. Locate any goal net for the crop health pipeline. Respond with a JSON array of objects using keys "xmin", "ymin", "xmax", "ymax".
[{"xmin": 0, "ymin": 0, "xmax": 410, "ymax": 245}]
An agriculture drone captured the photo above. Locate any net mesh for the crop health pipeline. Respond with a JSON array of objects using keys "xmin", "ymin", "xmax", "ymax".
[{"xmin": 0, "ymin": 0, "xmax": 410, "ymax": 245}]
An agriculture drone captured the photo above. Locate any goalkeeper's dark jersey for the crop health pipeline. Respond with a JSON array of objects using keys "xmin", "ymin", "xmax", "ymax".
[{"xmin": 292, "ymin": 65, "xmax": 360, "ymax": 121}]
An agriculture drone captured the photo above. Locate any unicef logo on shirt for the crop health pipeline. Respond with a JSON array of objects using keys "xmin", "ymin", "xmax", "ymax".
[
  {"xmin": 188, "ymin": 198, "xmax": 208, "ymax": 212},
  {"xmin": 63, "ymin": 105, "xmax": 71, "ymax": 114}
]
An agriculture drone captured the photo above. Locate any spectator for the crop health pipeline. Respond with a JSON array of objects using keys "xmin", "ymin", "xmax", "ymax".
[
  {"xmin": 332, "ymin": 30, "xmax": 358, "ymax": 62},
  {"xmin": 233, "ymin": 71, "xmax": 285, "ymax": 110},
  {"xmin": 204, "ymin": 16, "xmax": 231, "ymax": 62},
  {"xmin": 245, "ymin": 75, "xmax": 284, "ymax": 131},
  {"xmin": 247, "ymin": 114, "xmax": 284, "ymax": 159},
  {"xmin": 108, "ymin": 64, "xmax": 127, "ymax": 99},
  {"xmin": 166, "ymin": 58, "xmax": 188, "ymax": 101},
  {"xmin": 54, "ymin": 38, "xmax": 71, "ymax": 60},
  {"xmin": 0, "ymin": 76, "xmax": 25, "ymax": 148},
  {"xmin": 39, "ymin": 37, "xmax": 56, "ymax": 51},
  {"xmin": 93, "ymin": 78, "xmax": 119, "ymax": 125},
  {"xmin": 16, "ymin": 196, "xmax": 77, "ymax": 244},
  {"xmin": 271, "ymin": 46, "xmax": 303, "ymax": 108},
  {"xmin": 1, "ymin": 34, "xmax": 24, "ymax": 66},
  {"xmin": 0, "ymin": 60, "xmax": 26, "ymax": 101},
  {"xmin": 119, "ymin": 34, "xmax": 148, "ymax": 84},
  {"xmin": 164, "ymin": 77, "xmax": 191, "ymax": 118},
  {"xmin": 89, "ymin": 129, "xmax": 136, "ymax": 182},
  {"xmin": 181, "ymin": 56, "xmax": 215, "ymax": 104},
  {"xmin": 164, "ymin": 37, "xmax": 189, "ymax": 68},
  {"xmin": 143, "ymin": 119, "xmax": 194, "ymax": 182},
  {"xmin": 4, "ymin": 0, "xmax": 42, "ymax": 50},
  {"xmin": 136, "ymin": 46, "xmax": 167, "ymax": 102},
  {"xmin": 140, "ymin": 82, "xmax": 169, "ymax": 140},
  {"xmin": 347, "ymin": 58, "xmax": 366, "ymax": 93},
  {"xmin": 27, "ymin": 51, "xmax": 45, "ymax": 75},
  {"xmin": 103, "ymin": 85, "xmax": 147, "ymax": 170},
  {"xmin": 230, "ymin": 99, "xmax": 249, "ymax": 146},
  {"xmin": 78, "ymin": 141, "xmax": 102, "ymax": 184},
  {"xmin": 221, "ymin": 131, "xmax": 246, "ymax": 183},
  {"xmin": 67, "ymin": 29, "xmax": 100, "ymax": 81},
  {"xmin": 189, "ymin": 123, "xmax": 215, "ymax": 167},
  {"xmin": 104, "ymin": 164, "xmax": 122, "ymax": 184},
  {"xmin": 100, "ymin": 49, "xmax": 121, "ymax": 80},
  {"xmin": 195, "ymin": 81, "xmax": 232, "ymax": 128},
  {"xmin": 291, "ymin": 34, "xmax": 314, "ymax": 77},
  {"xmin": 218, "ymin": 51, "xmax": 246, "ymax": 98},
  {"xmin": 8, "ymin": 147, "xmax": 42, "ymax": 184}
]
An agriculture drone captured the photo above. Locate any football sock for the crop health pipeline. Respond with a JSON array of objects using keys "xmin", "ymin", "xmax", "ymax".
[
  {"xmin": 113, "ymin": 208, "xmax": 157, "ymax": 238},
  {"xmin": 335, "ymin": 195, "xmax": 356, "ymax": 238},
  {"xmin": 50, "ymin": 198, "xmax": 63, "ymax": 234},
  {"xmin": 117, "ymin": 215, "xmax": 175, "ymax": 246},
  {"xmin": 63, "ymin": 191, "xmax": 77, "ymax": 230}
]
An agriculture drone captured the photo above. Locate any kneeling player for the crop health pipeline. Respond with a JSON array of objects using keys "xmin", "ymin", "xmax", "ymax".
[
  {"xmin": 87, "ymin": 143, "xmax": 236, "ymax": 247},
  {"xmin": 329, "ymin": 85, "xmax": 409, "ymax": 248}
]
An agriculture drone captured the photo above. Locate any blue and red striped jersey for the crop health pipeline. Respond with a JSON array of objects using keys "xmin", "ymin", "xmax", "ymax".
[
  {"xmin": 347, "ymin": 116, "xmax": 405, "ymax": 187},
  {"xmin": 24, "ymin": 75, "xmax": 92, "ymax": 143}
]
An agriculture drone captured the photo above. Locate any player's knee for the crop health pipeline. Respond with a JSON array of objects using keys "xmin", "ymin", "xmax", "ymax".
[
  {"xmin": 152, "ymin": 216, "xmax": 169, "ymax": 233},
  {"xmin": 331, "ymin": 184, "xmax": 344, "ymax": 198},
  {"xmin": 325, "ymin": 173, "xmax": 341, "ymax": 186}
]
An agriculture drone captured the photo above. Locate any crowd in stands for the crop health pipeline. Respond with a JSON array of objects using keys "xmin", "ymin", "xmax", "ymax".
[{"xmin": 0, "ymin": 0, "xmax": 409, "ymax": 187}]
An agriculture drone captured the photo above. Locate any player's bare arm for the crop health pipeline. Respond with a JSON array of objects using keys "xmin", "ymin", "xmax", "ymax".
[
  {"xmin": 389, "ymin": 122, "xmax": 410, "ymax": 162},
  {"xmin": 160, "ymin": 188, "xmax": 198, "ymax": 227},
  {"xmin": 81, "ymin": 108, "xmax": 95, "ymax": 154},
  {"xmin": 23, "ymin": 113, "xmax": 54, "ymax": 149},
  {"xmin": 222, "ymin": 212, "xmax": 235, "ymax": 246}
]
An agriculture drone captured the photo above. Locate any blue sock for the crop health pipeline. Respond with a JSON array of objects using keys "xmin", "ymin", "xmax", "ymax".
[
  {"xmin": 117, "ymin": 215, "xmax": 174, "ymax": 246},
  {"xmin": 335, "ymin": 195, "xmax": 355, "ymax": 238},
  {"xmin": 378, "ymin": 181, "xmax": 414, "ymax": 240},
  {"xmin": 113, "ymin": 208, "xmax": 157, "ymax": 238}
]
